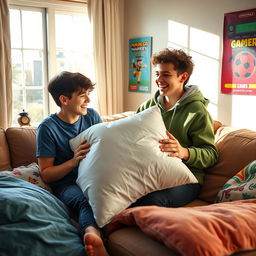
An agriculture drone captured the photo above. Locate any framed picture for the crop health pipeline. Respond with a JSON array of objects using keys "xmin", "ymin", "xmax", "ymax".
[
  {"xmin": 221, "ymin": 8, "xmax": 256, "ymax": 95},
  {"xmin": 128, "ymin": 36, "xmax": 152, "ymax": 93}
]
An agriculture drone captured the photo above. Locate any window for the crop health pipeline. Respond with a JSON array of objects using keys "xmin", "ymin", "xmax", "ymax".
[{"xmin": 9, "ymin": 0, "xmax": 95, "ymax": 126}]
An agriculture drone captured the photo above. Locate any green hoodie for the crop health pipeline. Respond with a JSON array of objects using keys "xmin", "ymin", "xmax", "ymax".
[{"xmin": 137, "ymin": 85, "xmax": 218, "ymax": 184}]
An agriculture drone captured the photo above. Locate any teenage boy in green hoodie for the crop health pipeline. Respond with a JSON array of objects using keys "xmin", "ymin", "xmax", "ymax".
[{"xmin": 133, "ymin": 48, "xmax": 218, "ymax": 207}]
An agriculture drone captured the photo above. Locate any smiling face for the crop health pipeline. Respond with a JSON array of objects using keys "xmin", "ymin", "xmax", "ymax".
[
  {"xmin": 59, "ymin": 87, "xmax": 91, "ymax": 117},
  {"xmin": 155, "ymin": 63, "xmax": 188, "ymax": 99},
  {"xmin": 68, "ymin": 88, "xmax": 91, "ymax": 115}
]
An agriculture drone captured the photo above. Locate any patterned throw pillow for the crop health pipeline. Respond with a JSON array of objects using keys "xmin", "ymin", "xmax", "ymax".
[
  {"xmin": 216, "ymin": 160, "xmax": 256, "ymax": 203},
  {"xmin": 0, "ymin": 162, "xmax": 52, "ymax": 192}
]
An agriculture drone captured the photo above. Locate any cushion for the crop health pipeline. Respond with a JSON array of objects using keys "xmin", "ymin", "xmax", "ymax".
[
  {"xmin": 199, "ymin": 127, "xmax": 256, "ymax": 203},
  {"xmin": 108, "ymin": 200, "xmax": 256, "ymax": 256},
  {"xmin": 216, "ymin": 160, "xmax": 256, "ymax": 203},
  {"xmin": 5, "ymin": 127, "xmax": 37, "ymax": 168},
  {"xmin": 69, "ymin": 106, "xmax": 198, "ymax": 227},
  {"xmin": 0, "ymin": 162, "xmax": 52, "ymax": 192}
]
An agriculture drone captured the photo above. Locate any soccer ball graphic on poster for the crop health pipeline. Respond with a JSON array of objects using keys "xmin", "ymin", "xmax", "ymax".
[{"xmin": 231, "ymin": 49, "xmax": 256, "ymax": 80}]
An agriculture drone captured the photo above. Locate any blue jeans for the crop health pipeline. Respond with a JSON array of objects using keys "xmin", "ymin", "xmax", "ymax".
[
  {"xmin": 54, "ymin": 184, "xmax": 98, "ymax": 236},
  {"xmin": 54, "ymin": 183, "xmax": 200, "ymax": 236},
  {"xmin": 131, "ymin": 183, "xmax": 201, "ymax": 208}
]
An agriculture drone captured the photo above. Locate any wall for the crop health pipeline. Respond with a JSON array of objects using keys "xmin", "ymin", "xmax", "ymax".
[{"xmin": 123, "ymin": 0, "xmax": 256, "ymax": 130}]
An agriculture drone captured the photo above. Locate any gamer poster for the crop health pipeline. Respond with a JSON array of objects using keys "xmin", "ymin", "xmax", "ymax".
[
  {"xmin": 221, "ymin": 8, "xmax": 256, "ymax": 95},
  {"xmin": 129, "ymin": 37, "xmax": 152, "ymax": 93}
]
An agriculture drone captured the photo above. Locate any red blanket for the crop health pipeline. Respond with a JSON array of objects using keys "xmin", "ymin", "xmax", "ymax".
[{"xmin": 108, "ymin": 199, "xmax": 256, "ymax": 256}]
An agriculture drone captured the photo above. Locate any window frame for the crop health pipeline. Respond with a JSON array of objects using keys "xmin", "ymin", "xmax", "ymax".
[
  {"xmin": 8, "ymin": 0, "xmax": 88, "ymax": 125},
  {"xmin": 10, "ymin": 5, "xmax": 48, "ymax": 124}
]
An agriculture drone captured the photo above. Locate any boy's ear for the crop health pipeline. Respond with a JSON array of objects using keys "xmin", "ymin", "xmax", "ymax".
[
  {"xmin": 59, "ymin": 95, "xmax": 69, "ymax": 105},
  {"xmin": 180, "ymin": 72, "xmax": 189, "ymax": 83}
]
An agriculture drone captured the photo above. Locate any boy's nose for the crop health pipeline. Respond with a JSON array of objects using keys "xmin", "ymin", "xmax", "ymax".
[
  {"xmin": 85, "ymin": 96, "xmax": 90, "ymax": 103},
  {"xmin": 156, "ymin": 76, "xmax": 164, "ymax": 82}
]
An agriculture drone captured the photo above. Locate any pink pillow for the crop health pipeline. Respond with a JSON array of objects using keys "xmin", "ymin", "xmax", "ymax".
[{"xmin": 109, "ymin": 200, "xmax": 256, "ymax": 255}]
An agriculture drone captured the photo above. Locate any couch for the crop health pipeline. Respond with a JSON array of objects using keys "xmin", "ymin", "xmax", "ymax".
[{"xmin": 1, "ymin": 115, "xmax": 256, "ymax": 256}]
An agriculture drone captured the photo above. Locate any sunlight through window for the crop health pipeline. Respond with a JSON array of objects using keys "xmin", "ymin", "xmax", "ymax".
[
  {"xmin": 231, "ymin": 96, "xmax": 256, "ymax": 130},
  {"xmin": 168, "ymin": 20, "xmax": 220, "ymax": 120},
  {"xmin": 55, "ymin": 13, "xmax": 97, "ymax": 109},
  {"xmin": 190, "ymin": 27, "xmax": 220, "ymax": 59},
  {"xmin": 168, "ymin": 20, "xmax": 188, "ymax": 48},
  {"xmin": 189, "ymin": 51, "xmax": 219, "ymax": 104}
]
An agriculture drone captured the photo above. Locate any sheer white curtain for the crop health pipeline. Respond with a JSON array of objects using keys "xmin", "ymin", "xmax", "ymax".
[
  {"xmin": 0, "ymin": 0, "xmax": 12, "ymax": 129},
  {"xmin": 88, "ymin": 0, "xmax": 124, "ymax": 115}
]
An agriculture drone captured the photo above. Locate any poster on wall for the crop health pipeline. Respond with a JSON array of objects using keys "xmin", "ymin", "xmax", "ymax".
[
  {"xmin": 128, "ymin": 36, "xmax": 152, "ymax": 93},
  {"xmin": 221, "ymin": 8, "xmax": 256, "ymax": 95}
]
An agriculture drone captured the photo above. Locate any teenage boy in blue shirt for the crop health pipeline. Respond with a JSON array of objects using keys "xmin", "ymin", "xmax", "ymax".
[{"xmin": 36, "ymin": 71, "xmax": 109, "ymax": 256}]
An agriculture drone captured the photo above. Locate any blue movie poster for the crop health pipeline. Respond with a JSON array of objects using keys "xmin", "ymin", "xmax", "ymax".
[{"xmin": 129, "ymin": 36, "xmax": 152, "ymax": 93}]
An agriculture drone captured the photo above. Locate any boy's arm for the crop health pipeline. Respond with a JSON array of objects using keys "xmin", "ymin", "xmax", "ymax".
[
  {"xmin": 184, "ymin": 113, "xmax": 218, "ymax": 169},
  {"xmin": 38, "ymin": 139, "xmax": 90, "ymax": 183}
]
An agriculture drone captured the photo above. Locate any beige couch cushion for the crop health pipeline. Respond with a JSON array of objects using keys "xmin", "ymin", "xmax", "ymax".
[
  {"xmin": 108, "ymin": 227, "xmax": 175, "ymax": 256},
  {"xmin": 199, "ymin": 126, "xmax": 256, "ymax": 203},
  {"xmin": 0, "ymin": 128, "xmax": 11, "ymax": 171},
  {"xmin": 6, "ymin": 127, "xmax": 37, "ymax": 168}
]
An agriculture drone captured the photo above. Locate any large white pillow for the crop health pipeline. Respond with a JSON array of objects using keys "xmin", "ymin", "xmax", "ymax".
[{"xmin": 70, "ymin": 106, "xmax": 198, "ymax": 227}]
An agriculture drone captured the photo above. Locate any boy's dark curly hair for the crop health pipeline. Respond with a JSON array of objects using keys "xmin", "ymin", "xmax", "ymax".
[
  {"xmin": 48, "ymin": 71, "xmax": 95, "ymax": 107},
  {"xmin": 151, "ymin": 48, "xmax": 194, "ymax": 85}
]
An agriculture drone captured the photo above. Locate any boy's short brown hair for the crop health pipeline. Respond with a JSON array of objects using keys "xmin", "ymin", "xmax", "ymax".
[
  {"xmin": 152, "ymin": 48, "xmax": 194, "ymax": 85},
  {"xmin": 48, "ymin": 71, "xmax": 95, "ymax": 107}
]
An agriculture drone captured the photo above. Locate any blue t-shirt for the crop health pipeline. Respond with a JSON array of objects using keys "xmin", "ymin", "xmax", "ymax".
[{"xmin": 36, "ymin": 108, "xmax": 102, "ymax": 190}]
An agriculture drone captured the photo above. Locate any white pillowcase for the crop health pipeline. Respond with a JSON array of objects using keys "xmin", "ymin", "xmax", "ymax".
[{"xmin": 70, "ymin": 106, "xmax": 198, "ymax": 227}]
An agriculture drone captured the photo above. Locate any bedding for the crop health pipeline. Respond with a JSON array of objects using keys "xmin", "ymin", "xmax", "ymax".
[
  {"xmin": 0, "ymin": 176, "xmax": 85, "ymax": 256},
  {"xmin": 70, "ymin": 106, "xmax": 197, "ymax": 227},
  {"xmin": 108, "ymin": 200, "xmax": 256, "ymax": 256}
]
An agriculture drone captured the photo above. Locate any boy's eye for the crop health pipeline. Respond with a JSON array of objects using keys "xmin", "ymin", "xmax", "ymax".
[
  {"xmin": 155, "ymin": 73, "xmax": 171, "ymax": 77},
  {"xmin": 80, "ymin": 91, "xmax": 91, "ymax": 97}
]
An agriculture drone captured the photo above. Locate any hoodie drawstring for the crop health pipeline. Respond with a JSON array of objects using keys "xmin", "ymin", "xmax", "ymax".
[{"xmin": 168, "ymin": 106, "xmax": 177, "ymax": 131}]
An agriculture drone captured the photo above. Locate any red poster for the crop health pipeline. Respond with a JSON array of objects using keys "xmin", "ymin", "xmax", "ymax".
[{"xmin": 221, "ymin": 9, "xmax": 256, "ymax": 95}]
